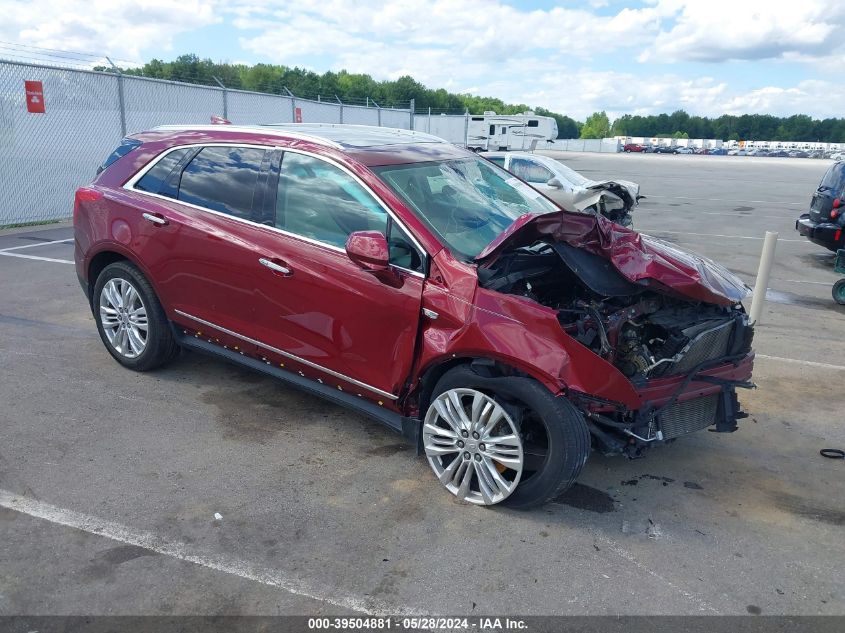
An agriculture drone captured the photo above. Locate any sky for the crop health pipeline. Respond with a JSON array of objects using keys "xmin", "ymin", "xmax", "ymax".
[{"xmin": 2, "ymin": 0, "xmax": 845, "ymax": 121}]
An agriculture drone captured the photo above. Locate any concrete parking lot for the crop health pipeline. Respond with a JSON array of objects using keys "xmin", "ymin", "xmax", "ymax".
[{"xmin": 1, "ymin": 153, "xmax": 843, "ymax": 616}]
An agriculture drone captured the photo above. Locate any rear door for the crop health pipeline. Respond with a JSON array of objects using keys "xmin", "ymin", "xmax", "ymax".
[
  {"xmin": 244, "ymin": 149, "xmax": 426, "ymax": 404},
  {"xmin": 125, "ymin": 144, "xmax": 276, "ymax": 349}
]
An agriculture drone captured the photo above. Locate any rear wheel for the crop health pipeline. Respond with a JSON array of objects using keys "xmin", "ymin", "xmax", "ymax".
[
  {"xmin": 93, "ymin": 261, "xmax": 178, "ymax": 371},
  {"xmin": 422, "ymin": 365, "xmax": 590, "ymax": 509},
  {"xmin": 833, "ymin": 279, "xmax": 845, "ymax": 305}
]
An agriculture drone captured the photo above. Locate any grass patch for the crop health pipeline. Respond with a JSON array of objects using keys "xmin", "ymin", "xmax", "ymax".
[{"xmin": 0, "ymin": 219, "xmax": 64, "ymax": 230}]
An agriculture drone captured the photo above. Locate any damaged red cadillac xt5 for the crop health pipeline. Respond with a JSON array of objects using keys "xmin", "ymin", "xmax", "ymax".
[{"xmin": 74, "ymin": 124, "xmax": 755, "ymax": 508}]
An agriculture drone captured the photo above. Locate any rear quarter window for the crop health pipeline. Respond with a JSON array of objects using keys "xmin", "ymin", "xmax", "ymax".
[
  {"xmin": 97, "ymin": 138, "xmax": 142, "ymax": 175},
  {"xmin": 819, "ymin": 163, "xmax": 845, "ymax": 193},
  {"xmin": 135, "ymin": 148, "xmax": 192, "ymax": 194}
]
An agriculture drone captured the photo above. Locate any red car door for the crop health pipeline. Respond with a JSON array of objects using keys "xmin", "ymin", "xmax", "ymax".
[
  {"xmin": 124, "ymin": 144, "xmax": 275, "ymax": 353},
  {"xmin": 245, "ymin": 150, "xmax": 425, "ymax": 404}
]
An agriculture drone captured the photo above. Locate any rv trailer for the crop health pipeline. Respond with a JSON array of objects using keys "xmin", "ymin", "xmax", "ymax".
[{"xmin": 467, "ymin": 111, "xmax": 558, "ymax": 152}]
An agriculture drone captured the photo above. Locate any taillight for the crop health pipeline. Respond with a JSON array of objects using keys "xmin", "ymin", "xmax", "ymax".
[
  {"xmin": 834, "ymin": 199, "xmax": 841, "ymax": 208},
  {"xmin": 836, "ymin": 229, "xmax": 842, "ymax": 243},
  {"xmin": 73, "ymin": 187, "xmax": 103, "ymax": 221}
]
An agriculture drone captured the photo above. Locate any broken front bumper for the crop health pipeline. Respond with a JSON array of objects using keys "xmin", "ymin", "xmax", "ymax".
[{"xmin": 583, "ymin": 353, "xmax": 755, "ymax": 455}]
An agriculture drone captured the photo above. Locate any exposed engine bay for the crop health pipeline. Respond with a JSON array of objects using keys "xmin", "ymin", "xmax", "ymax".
[{"xmin": 478, "ymin": 239, "xmax": 755, "ymax": 457}]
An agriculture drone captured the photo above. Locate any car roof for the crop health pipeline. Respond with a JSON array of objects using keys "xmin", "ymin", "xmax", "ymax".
[
  {"xmin": 144, "ymin": 123, "xmax": 469, "ymax": 166},
  {"xmin": 151, "ymin": 123, "xmax": 444, "ymax": 149}
]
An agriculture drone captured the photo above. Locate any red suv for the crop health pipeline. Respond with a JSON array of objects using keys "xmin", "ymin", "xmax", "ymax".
[
  {"xmin": 74, "ymin": 124, "xmax": 755, "ymax": 508},
  {"xmin": 623, "ymin": 143, "xmax": 646, "ymax": 152}
]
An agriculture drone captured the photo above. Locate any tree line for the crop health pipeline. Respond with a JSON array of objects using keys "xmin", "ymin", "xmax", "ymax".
[
  {"xmin": 581, "ymin": 110, "xmax": 845, "ymax": 142},
  {"xmin": 97, "ymin": 54, "xmax": 845, "ymax": 142}
]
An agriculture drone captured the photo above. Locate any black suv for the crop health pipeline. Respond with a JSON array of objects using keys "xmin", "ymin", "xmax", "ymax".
[{"xmin": 796, "ymin": 161, "xmax": 845, "ymax": 251}]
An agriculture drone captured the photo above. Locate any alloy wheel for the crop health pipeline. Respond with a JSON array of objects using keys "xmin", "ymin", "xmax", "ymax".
[
  {"xmin": 423, "ymin": 388, "xmax": 524, "ymax": 505},
  {"xmin": 99, "ymin": 278, "xmax": 148, "ymax": 359}
]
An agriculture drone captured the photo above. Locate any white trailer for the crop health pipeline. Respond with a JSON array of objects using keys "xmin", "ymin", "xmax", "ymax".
[{"xmin": 467, "ymin": 111, "xmax": 558, "ymax": 151}]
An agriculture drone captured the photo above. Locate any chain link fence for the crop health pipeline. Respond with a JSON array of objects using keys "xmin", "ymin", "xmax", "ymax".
[{"xmin": 0, "ymin": 59, "xmax": 414, "ymax": 226}]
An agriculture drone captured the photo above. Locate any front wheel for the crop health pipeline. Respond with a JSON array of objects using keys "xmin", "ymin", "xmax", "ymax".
[
  {"xmin": 422, "ymin": 365, "xmax": 590, "ymax": 509},
  {"xmin": 833, "ymin": 279, "xmax": 845, "ymax": 305}
]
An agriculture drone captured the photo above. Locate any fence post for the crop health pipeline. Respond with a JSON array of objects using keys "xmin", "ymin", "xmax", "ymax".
[
  {"xmin": 283, "ymin": 86, "xmax": 296, "ymax": 122},
  {"xmin": 107, "ymin": 57, "xmax": 127, "ymax": 137},
  {"xmin": 464, "ymin": 109, "xmax": 469, "ymax": 147},
  {"xmin": 336, "ymin": 95, "xmax": 344, "ymax": 124},
  {"xmin": 212, "ymin": 76, "xmax": 227, "ymax": 119},
  {"xmin": 409, "ymin": 99, "xmax": 415, "ymax": 130},
  {"xmin": 428, "ymin": 106, "xmax": 432, "ymax": 133},
  {"xmin": 375, "ymin": 101, "xmax": 381, "ymax": 127}
]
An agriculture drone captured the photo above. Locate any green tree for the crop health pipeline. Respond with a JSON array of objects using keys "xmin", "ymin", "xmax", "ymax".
[
  {"xmin": 96, "ymin": 53, "xmax": 845, "ymax": 143},
  {"xmin": 580, "ymin": 111, "xmax": 611, "ymax": 139}
]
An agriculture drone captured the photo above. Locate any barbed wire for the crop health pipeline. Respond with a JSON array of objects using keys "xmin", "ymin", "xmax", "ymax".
[
  {"xmin": 0, "ymin": 40, "xmax": 141, "ymax": 68},
  {"xmin": 0, "ymin": 49, "xmax": 413, "ymax": 110}
]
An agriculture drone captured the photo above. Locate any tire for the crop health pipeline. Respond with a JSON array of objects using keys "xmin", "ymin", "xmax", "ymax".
[
  {"xmin": 833, "ymin": 279, "xmax": 845, "ymax": 305},
  {"xmin": 422, "ymin": 364, "xmax": 590, "ymax": 509},
  {"xmin": 93, "ymin": 261, "xmax": 179, "ymax": 371}
]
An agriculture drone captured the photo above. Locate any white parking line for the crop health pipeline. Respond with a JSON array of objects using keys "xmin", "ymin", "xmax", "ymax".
[
  {"xmin": 0, "ymin": 489, "xmax": 417, "ymax": 616},
  {"xmin": 640, "ymin": 230, "xmax": 807, "ymax": 242},
  {"xmin": 647, "ymin": 195, "xmax": 804, "ymax": 206},
  {"xmin": 0, "ymin": 252, "xmax": 74, "ymax": 264},
  {"xmin": 660, "ymin": 211, "xmax": 797, "ymax": 218},
  {"xmin": 757, "ymin": 354, "xmax": 845, "ymax": 371},
  {"xmin": 0, "ymin": 238, "xmax": 73, "ymax": 252},
  {"xmin": 591, "ymin": 534, "xmax": 719, "ymax": 614},
  {"xmin": 782, "ymin": 279, "xmax": 835, "ymax": 286}
]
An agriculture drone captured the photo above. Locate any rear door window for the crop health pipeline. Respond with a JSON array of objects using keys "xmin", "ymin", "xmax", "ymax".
[{"xmin": 177, "ymin": 146, "xmax": 266, "ymax": 220}]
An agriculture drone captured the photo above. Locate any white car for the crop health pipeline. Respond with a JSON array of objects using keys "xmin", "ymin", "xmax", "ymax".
[{"xmin": 484, "ymin": 152, "xmax": 641, "ymax": 226}]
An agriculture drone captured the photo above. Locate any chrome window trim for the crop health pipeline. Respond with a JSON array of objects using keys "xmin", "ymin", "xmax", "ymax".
[
  {"xmin": 174, "ymin": 309, "xmax": 398, "ymax": 401},
  {"xmin": 123, "ymin": 142, "xmax": 427, "ymax": 278}
]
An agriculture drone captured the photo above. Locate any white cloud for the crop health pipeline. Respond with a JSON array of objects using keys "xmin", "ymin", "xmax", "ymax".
[
  {"xmin": 0, "ymin": 0, "xmax": 219, "ymax": 64},
  {"xmin": 233, "ymin": 0, "xmax": 665, "ymax": 65},
  {"xmin": 3, "ymin": 0, "xmax": 844, "ymax": 120},
  {"xmin": 643, "ymin": 0, "xmax": 845, "ymax": 63}
]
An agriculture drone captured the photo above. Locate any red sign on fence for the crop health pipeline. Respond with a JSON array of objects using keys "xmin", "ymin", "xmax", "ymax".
[
  {"xmin": 294, "ymin": 107, "xmax": 302, "ymax": 123},
  {"xmin": 25, "ymin": 80, "xmax": 45, "ymax": 113}
]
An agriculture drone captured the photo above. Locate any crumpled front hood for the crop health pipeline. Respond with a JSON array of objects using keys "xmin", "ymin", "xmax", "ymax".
[
  {"xmin": 585, "ymin": 178, "xmax": 640, "ymax": 203},
  {"xmin": 476, "ymin": 210, "xmax": 751, "ymax": 306}
]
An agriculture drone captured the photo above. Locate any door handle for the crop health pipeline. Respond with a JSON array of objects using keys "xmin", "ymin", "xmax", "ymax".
[
  {"xmin": 142, "ymin": 212, "xmax": 168, "ymax": 226},
  {"xmin": 259, "ymin": 257, "xmax": 291, "ymax": 275}
]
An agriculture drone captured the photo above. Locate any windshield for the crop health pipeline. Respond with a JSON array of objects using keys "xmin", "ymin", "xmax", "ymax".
[{"xmin": 373, "ymin": 158, "xmax": 557, "ymax": 259}]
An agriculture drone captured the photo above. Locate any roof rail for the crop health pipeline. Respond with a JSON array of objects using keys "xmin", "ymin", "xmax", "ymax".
[{"xmin": 150, "ymin": 124, "xmax": 344, "ymax": 149}]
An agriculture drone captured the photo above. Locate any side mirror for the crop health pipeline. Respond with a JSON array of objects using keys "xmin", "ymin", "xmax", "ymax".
[
  {"xmin": 346, "ymin": 230, "xmax": 389, "ymax": 273},
  {"xmin": 547, "ymin": 177, "xmax": 563, "ymax": 188}
]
